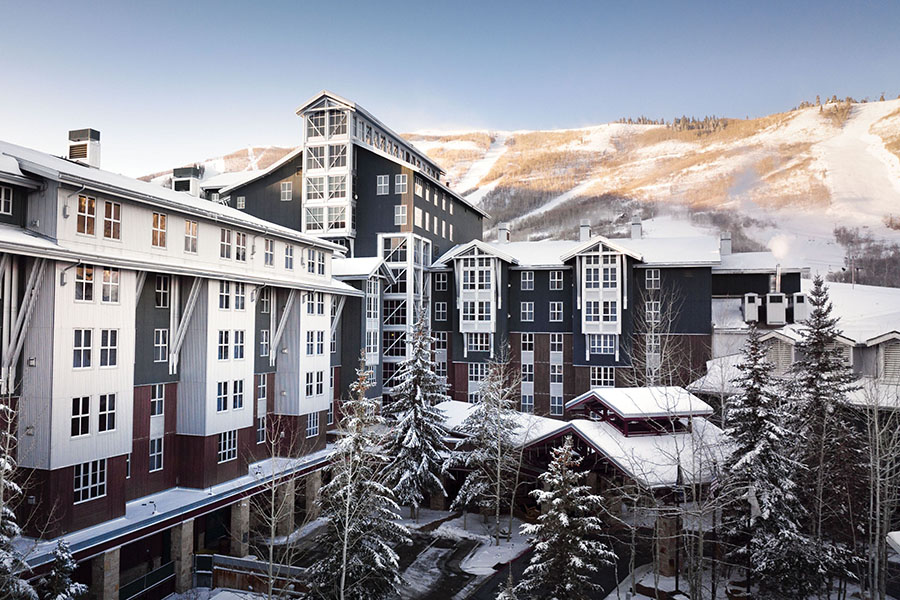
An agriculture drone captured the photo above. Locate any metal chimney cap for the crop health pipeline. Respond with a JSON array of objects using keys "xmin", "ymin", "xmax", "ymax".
[{"xmin": 68, "ymin": 128, "xmax": 100, "ymax": 142}]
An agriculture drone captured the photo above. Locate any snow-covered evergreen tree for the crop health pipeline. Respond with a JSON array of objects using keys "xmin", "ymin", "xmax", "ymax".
[
  {"xmin": 308, "ymin": 360, "xmax": 410, "ymax": 600},
  {"xmin": 515, "ymin": 436, "xmax": 615, "ymax": 600},
  {"xmin": 0, "ymin": 398, "xmax": 36, "ymax": 600},
  {"xmin": 36, "ymin": 540, "xmax": 87, "ymax": 600},
  {"xmin": 382, "ymin": 309, "xmax": 451, "ymax": 519},
  {"xmin": 789, "ymin": 275, "xmax": 863, "ymax": 582},
  {"xmin": 449, "ymin": 352, "xmax": 520, "ymax": 542},
  {"xmin": 722, "ymin": 326, "xmax": 820, "ymax": 599},
  {"xmin": 496, "ymin": 571, "xmax": 518, "ymax": 600}
]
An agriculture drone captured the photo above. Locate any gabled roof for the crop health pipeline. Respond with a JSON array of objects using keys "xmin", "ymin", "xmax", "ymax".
[
  {"xmin": 332, "ymin": 256, "xmax": 396, "ymax": 285},
  {"xmin": 566, "ymin": 386, "xmax": 713, "ymax": 419},
  {"xmin": 432, "ymin": 239, "xmax": 520, "ymax": 267},
  {"xmin": 219, "ymin": 147, "xmax": 303, "ymax": 195},
  {"xmin": 866, "ymin": 331, "xmax": 900, "ymax": 347},
  {"xmin": 559, "ymin": 235, "xmax": 644, "ymax": 262},
  {"xmin": 760, "ymin": 326, "xmax": 856, "ymax": 347}
]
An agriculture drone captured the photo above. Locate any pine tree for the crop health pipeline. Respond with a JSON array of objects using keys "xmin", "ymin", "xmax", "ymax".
[
  {"xmin": 382, "ymin": 310, "xmax": 451, "ymax": 519},
  {"xmin": 0, "ymin": 397, "xmax": 36, "ymax": 600},
  {"xmin": 449, "ymin": 353, "xmax": 520, "ymax": 543},
  {"xmin": 308, "ymin": 360, "xmax": 410, "ymax": 600},
  {"xmin": 496, "ymin": 571, "xmax": 518, "ymax": 600},
  {"xmin": 721, "ymin": 326, "xmax": 820, "ymax": 599},
  {"xmin": 789, "ymin": 275, "xmax": 863, "ymax": 584},
  {"xmin": 36, "ymin": 540, "xmax": 87, "ymax": 600},
  {"xmin": 516, "ymin": 436, "xmax": 615, "ymax": 600}
]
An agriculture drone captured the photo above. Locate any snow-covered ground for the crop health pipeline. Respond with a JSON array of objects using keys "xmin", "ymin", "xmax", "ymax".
[{"xmin": 430, "ymin": 513, "xmax": 530, "ymax": 576}]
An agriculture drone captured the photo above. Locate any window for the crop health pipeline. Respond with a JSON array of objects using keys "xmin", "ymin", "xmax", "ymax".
[
  {"xmin": 550, "ymin": 364, "xmax": 563, "ymax": 384},
  {"xmin": 435, "ymin": 302, "xmax": 447, "ymax": 321},
  {"xmin": 307, "ymin": 113, "xmax": 325, "ymax": 138},
  {"xmin": 589, "ymin": 334, "xmax": 616, "ymax": 355},
  {"xmin": 285, "ymin": 245, "xmax": 294, "ymax": 269},
  {"xmin": 478, "ymin": 301, "xmax": 491, "ymax": 321},
  {"xmin": 521, "ymin": 333, "xmax": 534, "ymax": 353},
  {"xmin": 415, "ymin": 178, "xmax": 423, "ymax": 197},
  {"xmin": 550, "ymin": 270, "xmax": 563, "ymax": 290},
  {"xmin": 306, "ymin": 206, "xmax": 324, "ymax": 230},
  {"xmin": 307, "ymin": 146, "xmax": 325, "ymax": 169},
  {"xmin": 521, "ymin": 362, "xmax": 534, "ymax": 382},
  {"xmin": 307, "ymin": 412, "xmax": 320, "ymax": 438},
  {"xmin": 395, "ymin": 174, "xmax": 408, "ymax": 194},
  {"xmin": 218, "ymin": 431, "xmax": 238, "ymax": 463},
  {"xmin": 646, "ymin": 333, "xmax": 662, "ymax": 356},
  {"xmin": 316, "ymin": 371, "xmax": 324, "ymax": 396},
  {"xmin": 435, "ymin": 273, "xmax": 447, "ymax": 291},
  {"xmin": 219, "ymin": 281, "xmax": 231, "ymax": 309},
  {"xmin": 591, "ymin": 366, "xmax": 615, "ymax": 388},
  {"xmin": 216, "ymin": 381, "xmax": 228, "ymax": 412},
  {"xmin": 71, "ymin": 396, "xmax": 90, "ymax": 437},
  {"xmin": 305, "ymin": 372, "xmax": 314, "ymax": 397},
  {"xmin": 520, "ymin": 271, "xmax": 534, "ymax": 291},
  {"xmin": 327, "ymin": 402, "xmax": 334, "ymax": 425},
  {"xmin": 550, "ymin": 395, "xmax": 563, "ymax": 416},
  {"xmin": 414, "ymin": 207, "xmax": 423, "ymax": 229},
  {"xmin": 219, "ymin": 229, "xmax": 232, "ymax": 259},
  {"xmin": 257, "ymin": 416, "xmax": 266, "ymax": 444},
  {"xmin": 235, "ymin": 232, "xmax": 247, "ymax": 262},
  {"xmin": 550, "ymin": 334, "xmax": 563, "ymax": 353},
  {"xmin": 585, "ymin": 256, "xmax": 600, "ymax": 289},
  {"xmin": 100, "ymin": 329, "xmax": 117, "ymax": 367},
  {"xmin": 376, "ymin": 175, "xmax": 390, "ymax": 195},
  {"xmin": 306, "ymin": 331, "xmax": 316, "ymax": 356},
  {"xmin": 280, "ymin": 181, "xmax": 292, "ymax": 201},
  {"xmin": 328, "ymin": 175, "xmax": 346, "ymax": 199},
  {"xmin": 329, "ymin": 111, "xmax": 347, "ymax": 136},
  {"xmin": 73, "ymin": 460, "xmax": 106, "ymax": 503},
  {"xmin": 603, "ymin": 301, "xmax": 618, "ymax": 323},
  {"xmin": 73, "ymin": 329, "xmax": 91, "ymax": 368},
  {"xmin": 151, "ymin": 213, "xmax": 167, "ymax": 248},
  {"xmin": 646, "ymin": 269, "xmax": 660, "ymax": 290},
  {"xmin": 236, "ymin": 196, "xmax": 245, "ymax": 209},
  {"xmin": 217, "ymin": 330, "xmax": 230, "ymax": 360},
  {"xmin": 126, "ymin": 454, "xmax": 131, "ymax": 479},
  {"xmin": 394, "ymin": 205, "xmax": 407, "ymax": 226},
  {"xmin": 149, "ymin": 438, "xmax": 163, "ymax": 472},
  {"xmin": 463, "ymin": 301, "xmax": 475, "ymax": 322},
  {"xmin": 520, "ymin": 302, "xmax": 534, "ymax": 322},
  {"xmin": 0, "ymin": 186, "xmax": 11, "ymax": 215},
  {"xmin": 328, "ymin": 206, "xmax": 346, "ymax": 230},
  {"xmin": 233, "ymin": 379, "xmax": 244, "ymax": 409},
  {"xmin": 317, "ymin": 292, "xmax": 325, "ymax": 314},
  {"xmin": 234, "ymin": 330, "xmax": 245, "ymax": 359},
  {"xmin": 467, "ymin": 333, "xmax": 490, "ymax": 352},
  {"xmin": 155, "ymin": 275, "xmax": 170, "ymax": 308},
  {"xmin": 521, "ymin": 395, "xmax": 534, "ymax": 413},
  {"xmin": 602, "ymin": 255, "xmax": 617, "ymax": 289},
  {"xmin": 103, "ymin": 201, "xmax": 121, "ymax": 240},
  {"xmin": 259, "ymin": 287, "xmax": 270, "ymax": 313},
  {"xmin": 101, "ymin": 268, "xmax": 119, "ymax": 303},
  {"xmin": 98, "ymin": 394, "xmax": 115, "ymax": 432},
  {"xmin": 76, "ymin": 195, "xmax": 96, "ymax": 235},
  {"xmin": 585, "ymin": 301, "xmax": 600, "ymax": 322},
  {"xmin": 316, "ymin": 331, "xmax": 325, "ymax": 355},
  {"xmin": 434, "ymin": 331, "xmax": 448, "ymax": 351},
  {"xmin": 184, "ymin": 220, "xmax": 198, "ymax": 253},
  {"xmin": 307, "ymin": 248, "xmax": 317, "ymax": 274},
  {"xmin": 329, "ymin": 144, "xmax": 347, "ymax": 168},
  {"xmin": 75, "ymin": 265, "xmax": 93, "ymax": 302},
  {"xmin": 646, "ymin": 300, "xmax": 661, "ymax": 324},
  {"xmin": 154, "ymin": 329, "xmax": 168, "ymax": 362},
  {"xmin": 234, "ymin": 282, "xmax": 246, "ymax": 310},
  {"xmin": 549, "ymin": 302, "xmax": 563, "ymax": 322},
  {"xmin": 264, "ymin": 239, "xmax": 274, "ymax": 266},
  {"xmin": 257, "ymin": 373, "xmax": 267, "ymax": 400},
  {"xmin": 150, "ymin": 384, "xmax": 164, "ymax": 416},
  {"xmin": 260, "ymin": 329, "xmax": 270, "ymax": 356}
]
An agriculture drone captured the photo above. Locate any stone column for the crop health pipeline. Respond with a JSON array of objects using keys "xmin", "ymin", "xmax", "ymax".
[
  {"xmin": 91, "ymin": 547, "xmax": 120, "ymax": 600},
  {"xmin": 230, "ymin": 499, "xmax": 250, "ymax": 557},
  {"xmin": 171, "ymin": 519, "xmax": 194, "ymax": 593},
  {"xmin": 656, "ymin": 514, "xmax": 680, "ymax": 577},
  {"xmin": 275, "ymin": 479, "xmax": 296, "ymax": 537},
  {"xmin": 305, "ymin": 471, "xmax": 323, "ymax": 520}
]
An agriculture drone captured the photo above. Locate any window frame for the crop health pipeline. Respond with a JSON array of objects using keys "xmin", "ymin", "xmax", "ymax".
[{"xmin": 151, "ymin": 212, "xmax": 167, "ymax": 248}]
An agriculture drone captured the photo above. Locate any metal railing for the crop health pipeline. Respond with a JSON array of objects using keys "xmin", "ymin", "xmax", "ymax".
[{"xmin": 119, "ymin": 561, "xmax": 174, "ymax": 600}]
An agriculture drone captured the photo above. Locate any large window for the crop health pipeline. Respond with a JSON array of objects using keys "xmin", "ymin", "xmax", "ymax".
[
  {"xmin": 71, "ymin": 396, "xmax": 90, "ymax": 437},
  {"xmin": 602, "ymin": 301, "xmax": 618, "ymax": 323},
  {"xmin": 521, "ymin": 395, "xmax": 534, "ymax": 413},
  {"xmin": 521, "ymin": 362, "xmax": 534, "ymax": 382},
  {"xmin": 151, "ymin": 213, "xmax": 167, "ymax": 248},
  {"xmin": 98, "ymin": 393, "xmax": 116, "ymax": 432},
  {"xmin": 100, "ymin": 329, "xmax": 118, "ymax": 367},
  {"xmin": 307, "ymin": 146, "xmax": 325, "ymax": 169},
  {"xmin": 550, "ymin": 395, "xmax": 563, "ymax": 416},
  {"xmin": 395, "ymin": 174, "xmax": 408, "ymax": 194},
  {"xmin": 307, "ymin": 412, "xmax": 320, "ymax": 438},
  {"xmin": 646, "ymin": 269, "xmax": 660, "ymax": 290},
  {"xmin": 585, "ymin": 256, "xmax": 600, "ymax": 289},
  {"xmin": 329, "ymin": 145, "xmax": 347, "ymax": 168},
  {"xmin": 602, "ymin": 255, "xmax": 617, "ymax": 289},
  {"xmin": 233, "ymin": 379, "xmax": 244, "ymax": 409},
  {"xmin": 75, "ymin": 265, "xmax": 93, "ymax": 302},
  {"xmin": 218, "ymin": 431, "xmax": 238, "ymax": 463},
  {"xmin": 329, "ymin": 111, "xmax": 347, "ymax": 136},
  {"xmin": 219, "ymin": 228, "xmax": 232, "ymax": 259},
  {"xmin": 328, "ymin": 206, "xmax": 346, "ymax": 230},
  {"xmin": 149, "ymin": 438, "xmax": 163, "ymax": 472},
  {"xmin": 76, "ymin": 195, "xmax": 96, "ymax": 235},
  {"xmin": 521, "ymin": 333, "xmax": 534, "ymax": 352},
  {"xmin": 101, "ymin": 267, "xmax": 119, "ymax": 303},
  {"xmin": 589, "ymin": 334, "xmax": 616, "ymax": 355},
  {"xmin": 327, "ymin": 175, "xmax": 346, "ymax": 199},
  {"xmin": 307, "ymin": 113, "xmax": 325, "ymax": 138},
  {"xmin": 73, "ymin": 459, "xmax": 106, "ymax": 503},
  {"xmin": 216, "ymin": 381, "xmax": 229, "ymax": 412},
  {"xmin": 585, "ymin": 301, "xmax": 600, "ymax": 322},
  {"xmin": 154, "ymin": 329, "xmax": 168, "ymax": 362},
  {"xmin": 306, "ymin": 207, "xmax": 324, "ymax": 231},
  {"xmin": 520, "ymin": 302, "xmax": 534, "ymax": 322},
  {"xmin": 150, "ymin": 384, "xmax": 164, "ymax": 416},
  {"xmin": 550, "ymin": 270, "xmax": 563, "ymax": 290},
  {"xmin": 520, "ymin": 271, "xmax": 534, "ymax": 291},
  {"xmin": 73, "ymin": 329, "xmax": 91, "ymax": 368},
  {"xmin": 549, "ymin": 301, "xmax": 563, "ymax": 322},
  {"xmin": 550, "ymin": 334, "xmax": 563, "ymax": 353},
  {"xmin": 435, "ymin": 302, "xmax": 447, "ymax": 321},
  {"xmin": 103, "ymin": 201, "xmax": 121, "ymax": 240},
  {"xmin": 306, "ymin": 177, "xmax": 325, "ymax": 201},
  {"xmin": 184, "ymin": 220, "xmax": 199, "ymax": 253},
  {"xmin": 376, "ymin": 175, "xmax": 390, "ymax": 195},
  {"xmin": 467, "ymin": 333, "xmax": 490, "ymax": 352},
  {"xmin": 591, "ymin": 366, "xmax": 615, "ymax": 388},
  {"xmin": 550, "ymin": 364, "xmax": 563, "ymax": 384}
]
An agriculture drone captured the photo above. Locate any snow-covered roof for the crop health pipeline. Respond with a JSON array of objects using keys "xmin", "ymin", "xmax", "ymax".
[
  {"xmin": 0, "ymin": 154, "xmax": 39, "ymax": 188},
  {"xmin": 559, "ymin": 235, "xmax": 644, "ymax": 262},
  {"xmin": 888, "ymin": 531, "xmax": 900, "ymax": 555},
  {"xmin": 199, "ymin": 170, "xmax": 259, "ymax": 191},
  {"xmin": 616, "ymin": 235, "xmax": 720, "ymax": 267},
  {"xmin": 804, "ymin": 279, "xmax": 900, "ymax": 345},
  {"xmin": 436, "ymin": 400, "xmax": 568, "ymax": 447},
  {"xmin": 432, "ymin": 239, "xmax": 521, "ymax": 267},
  {"xmin": 495, "ymin": 240, "xmax": 581, "ymax": 268},
  {"xmin": 570, "ymin": 417, "xmax": 725, "ymax": 488},
  {"xmin": 712, "ymin": 298, "xmax": 749, "ymax": 331},
  {"xmin": 687, "ymin": 354, "xmax": 744, "ymax": 397},
  {"xmin": 0, "ymin": 223, "xmax": 64, "ymax": 255},
  {"xmin": 0, "ymin": 139, "xmax": 341, "ymax": 253},
  {"xmin": 218, "ymin": 147, "xmax": 303, "ymax": 195},
  {"xmin": 332, "ymin": 256, "xmax": 395, "ymax": 284},
  {"xmin": 566, "ymin": 386, "xmax": 713, "ymax": 419},
  {"xmin": 713, "ymin": 251, "xmax": 802, "ymax": 273},
  {"xmin": 846, "ymin": 377, "xmax": 900, "ymax": 409}
]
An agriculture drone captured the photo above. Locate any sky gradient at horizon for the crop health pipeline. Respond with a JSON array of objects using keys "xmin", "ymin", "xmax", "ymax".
[{"xmin": 1, "ymin": 0, "xmax": 898, "ymax": 176}]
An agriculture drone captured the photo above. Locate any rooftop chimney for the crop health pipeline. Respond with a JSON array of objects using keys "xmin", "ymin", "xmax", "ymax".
[
  {"xmin": 172, "ymin": 165, "xmax": 203, "ymax": 197},
  {"xmin": 497, "ymin": 223, "xmax": 510, "ymax": 243},
  {"xmin": 720, "ymin": 232, "xmax": 732, "ymax": 255},
  {"xmin": 631, "ymin": 216, "xmax": 642, "ymax": 240},
  {"xmin": 579, "ymin": 219, "xmax": 591, "ymax": 242},
  {"xmin": 68, "ymin": 129, "xmax": 101, "ymax": 169}
]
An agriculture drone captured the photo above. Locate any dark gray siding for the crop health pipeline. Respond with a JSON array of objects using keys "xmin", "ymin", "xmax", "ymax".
[
  {"xmin": 226, "ymin": 155, "xmax": 304, "ymax": 231},
  {"xmin": 134, "ymin": 273, "xmax": 178, "ymax": 385},
  {"xmin": 353, "ymin": 148, "xmax": 409, "ymax": 257},
  {"xmin": 0, "ymin": 185, "xmax": 27, "ymax": 227},
  {"xmin": 508, "ymin": 267, "xmax": 572, "ymax": 333}
]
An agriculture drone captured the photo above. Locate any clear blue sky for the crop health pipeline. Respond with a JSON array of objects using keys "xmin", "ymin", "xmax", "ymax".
[{"xmin": 1, "ymin": 0, "xmax": 897, "ymax": 176}]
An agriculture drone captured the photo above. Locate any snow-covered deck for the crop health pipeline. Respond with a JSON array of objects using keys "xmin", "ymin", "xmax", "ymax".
[{"xmin": 17, "ymin": 449, "xmax": 331, "ymax": 569}]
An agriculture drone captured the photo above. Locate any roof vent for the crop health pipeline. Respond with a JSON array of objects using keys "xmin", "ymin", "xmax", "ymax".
[
  {"xmin": 68, "ymin": 129, "xmax": 100, "ymax": 168},
  {"xmin": 172, "ymin": 165, "xmax": 203, "ymax": 197},
  {"xmin": 497, "ymin": 223, "xmax": 510, "ymax": 244},
  {"xmin": 631, "ymin": 216, "xmax": 642, "ymax": 240},
  {"xmin": 720, "ymin": 232, "xmax": 732, "ymax": 256},
  {"xmin": 579, "ymin": 220, "xmax": 591, "ymax": 242}
]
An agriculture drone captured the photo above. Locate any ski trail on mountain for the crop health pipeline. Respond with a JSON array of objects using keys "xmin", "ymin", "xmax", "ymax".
[
  {"xmin": 510, "ymin": 175, "xmax": 602, "ymax": 225},
  {"xmin": 459, "ymin": 133, "xmax": 508, "ymax": 198}
]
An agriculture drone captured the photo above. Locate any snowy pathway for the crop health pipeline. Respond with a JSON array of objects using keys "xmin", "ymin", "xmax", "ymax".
[{"xmin": 458, "ymin": 133, "xmax": 508, "ymax": 197}]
